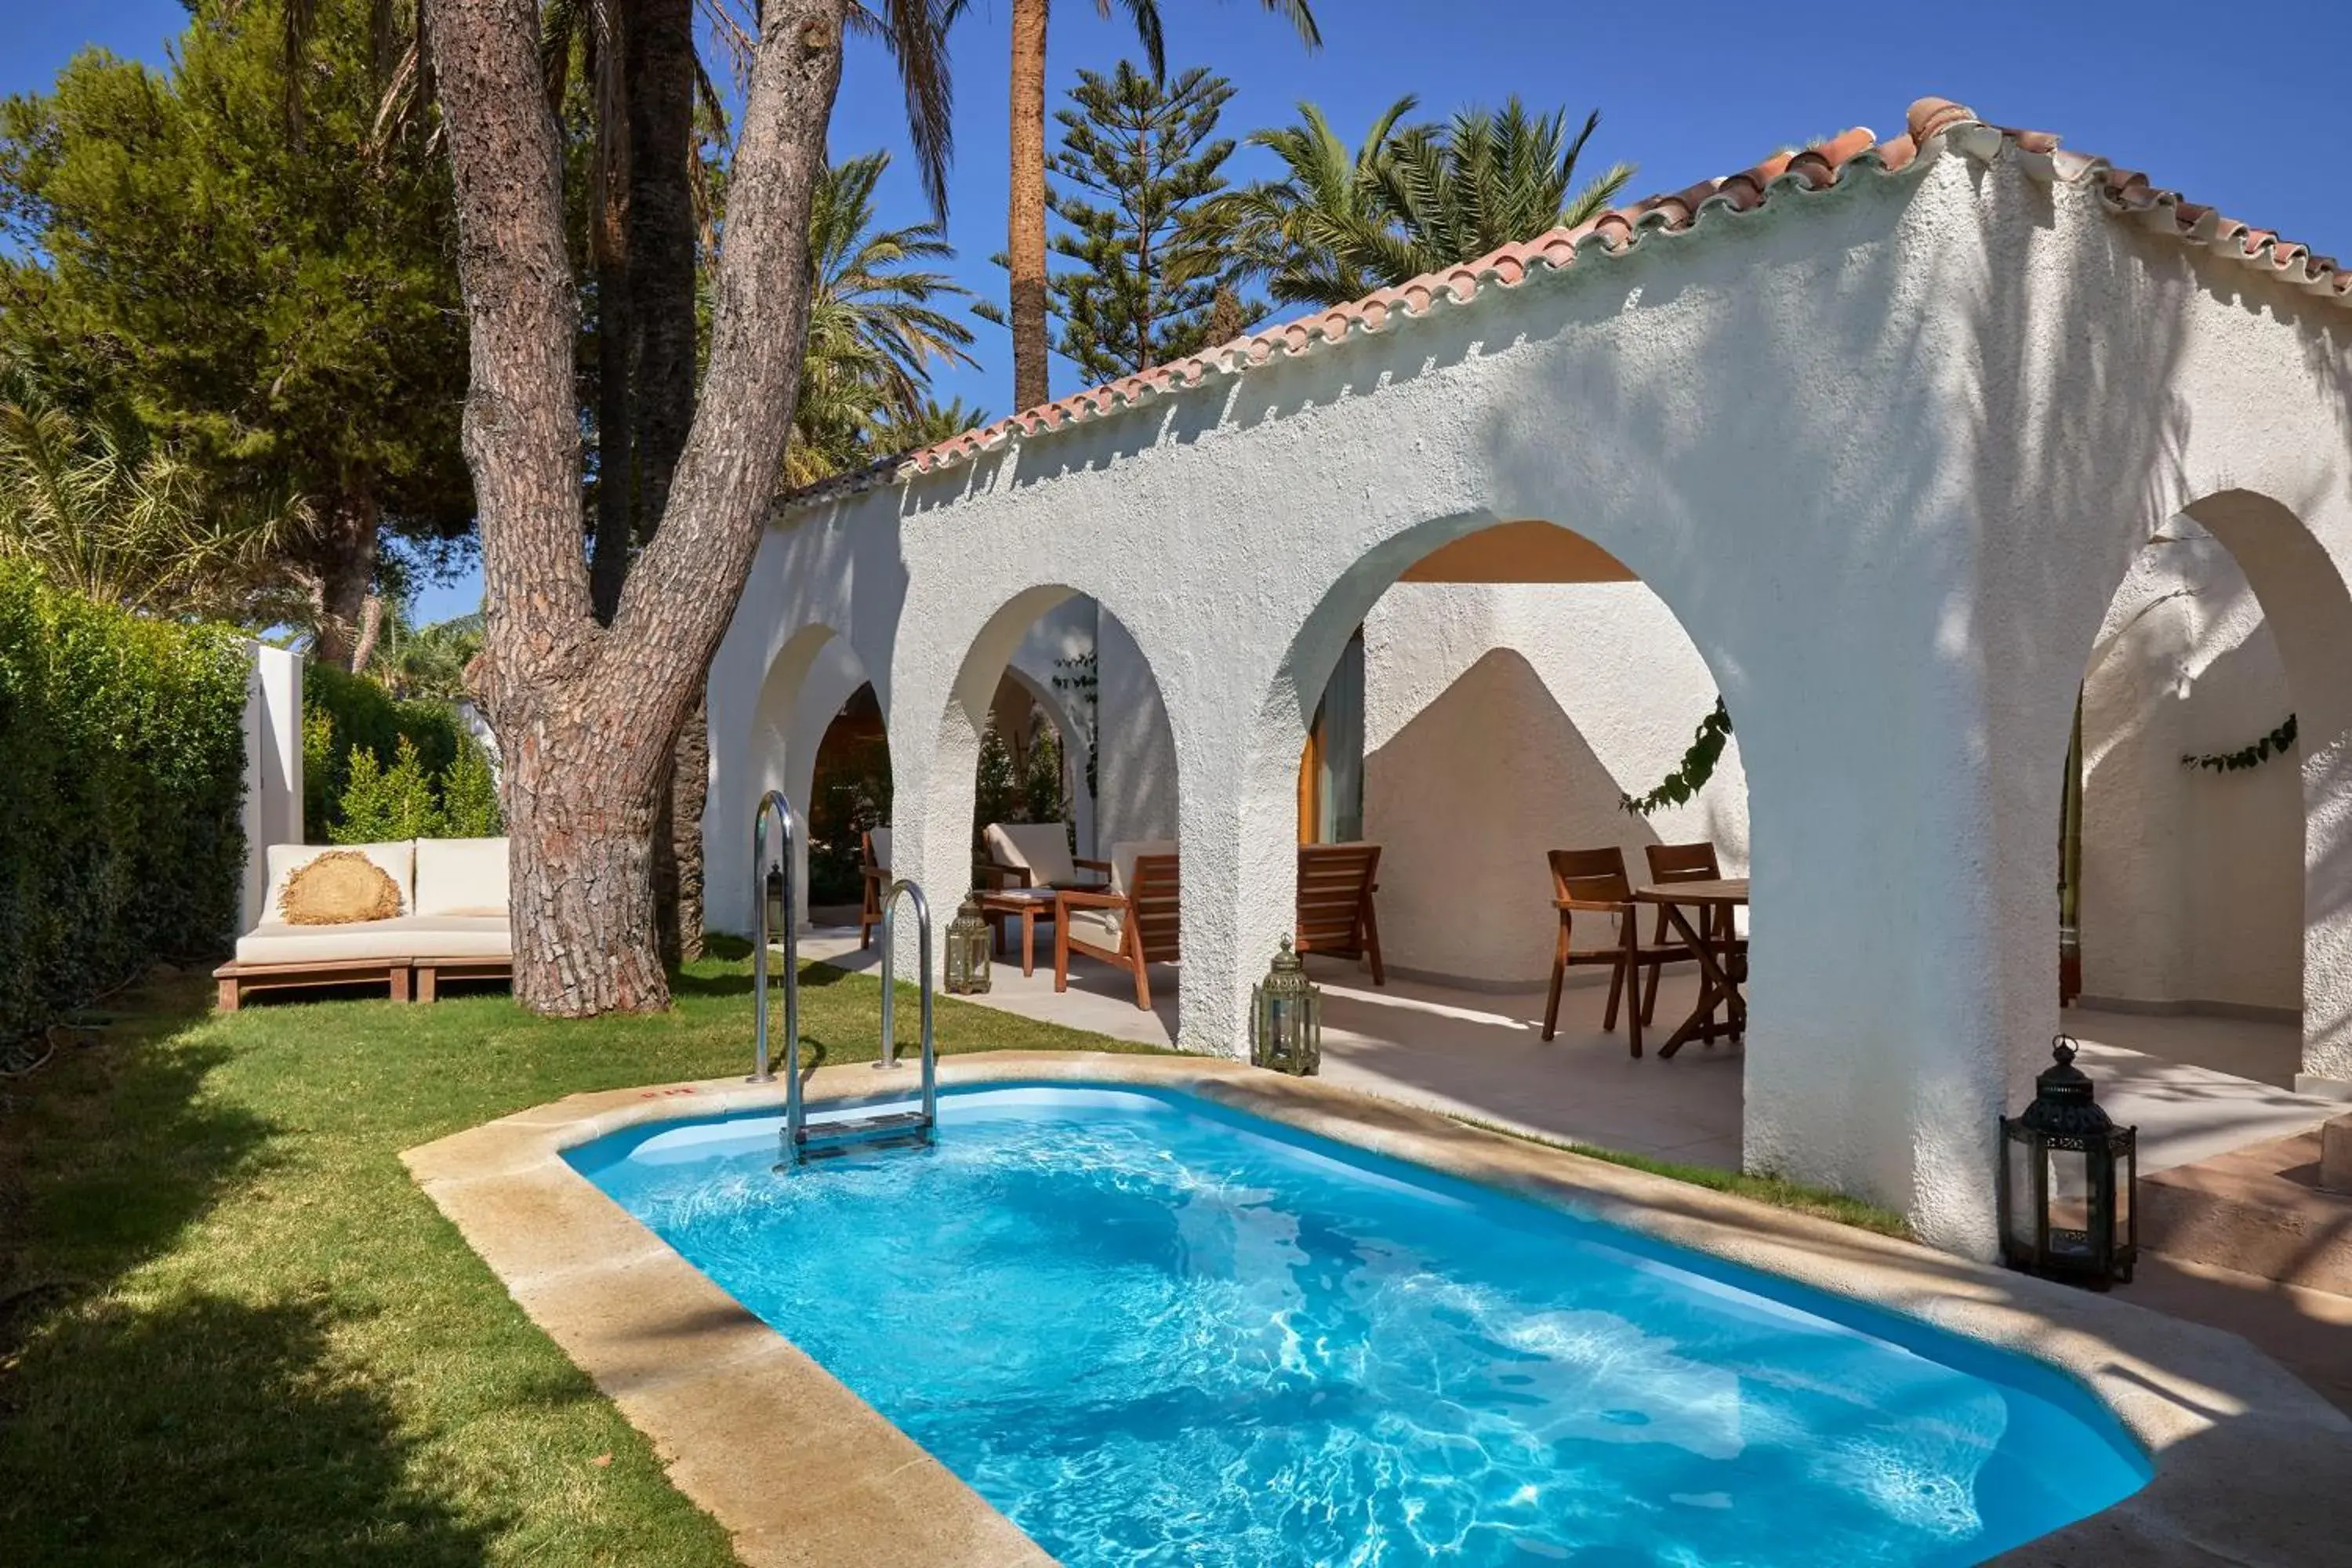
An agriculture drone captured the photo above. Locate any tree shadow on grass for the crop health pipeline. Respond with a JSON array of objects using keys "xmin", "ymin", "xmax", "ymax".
[
  {"xmin": 0, "ymin": 980, "xmax": 271, "ymax": 1339},
  {"xmin": 668, "ymin": 958, "xmax": 858, "ymax": 1000},
  {"xmin": 0, "ymin": 1289, "xmax": 498, "ymax": 1564}
]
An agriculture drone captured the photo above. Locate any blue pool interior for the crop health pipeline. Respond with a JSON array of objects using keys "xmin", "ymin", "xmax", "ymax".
[{"xmin": 566, "ymin": 1083, "xmax": 2150, "ymax": 1567}]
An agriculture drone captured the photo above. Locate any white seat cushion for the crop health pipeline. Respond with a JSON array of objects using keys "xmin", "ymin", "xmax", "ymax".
[
  {"xmin": 985, "ymin": 822, "xmax": 1077, "ymax": 888},
  {"xmin": 1065, "ymin": 908, "xmax": 1123, "ymax": 951},
  {"xmin": 264, "ymin": 840, "xmax": 414, "ymax": 921},
  {"xmin": 235, "ymin": 915, "xmax": 510, "ymax": 966},
  {"xmin": 1089, "ymin": 840, "xmax": 1177, "ymax": 945},
  {"xmin": 867, "ymin": 827, "xmax": 891, "ymax": 870},
  {"xmin": 414, "ymin": 837, "xmax": 509, "ymax": 917}
]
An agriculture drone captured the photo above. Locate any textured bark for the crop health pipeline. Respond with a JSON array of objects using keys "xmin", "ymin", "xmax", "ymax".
[
  {"xmin": 653, "ymin": 677, "xmax": 708, "ymax": 965},
  {"xmin": 426, "ymin": 0, "xmax": 844, "ymax": 1014},
  {"xmin": 1007, "ymin": 0, "xmax": 1051, "ymax": 412},
  {"xmin": 307, "ymin": 494, "xmax": 380, "ymax": 671},
  {"xmin": 626, "ymin": 0, "xmax": 698, "ymax": 528},
  {"xmin": 586, "ymin": 31, "xmax": 633, "ymax": 627}
]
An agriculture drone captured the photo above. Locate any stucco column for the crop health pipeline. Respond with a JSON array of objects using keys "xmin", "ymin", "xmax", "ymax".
[
  {"xmin": 1732, "ymin": 641, "xmax": 2040, "ymax": 1260},
  {"xmin": 2300, "ymin": 730, "xmax": 2352, "ymax": 1094},
  {"xmin": 1170, "ymin": 738, "xmax": 1294, "ymax": 1058}
]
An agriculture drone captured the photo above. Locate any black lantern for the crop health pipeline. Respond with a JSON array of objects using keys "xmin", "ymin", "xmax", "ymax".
[
  {"xmin": 1251, "ymin": 936, "xmax": 1321, "ymax": 1076},
  {"xmin": 1998, "ymin": 1035, "xmax": 2137, "ymax": 1289}
]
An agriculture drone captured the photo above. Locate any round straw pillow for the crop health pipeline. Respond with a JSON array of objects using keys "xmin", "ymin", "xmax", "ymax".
[{"xmin": 279, "ymin": 851, "xmax": 402, "ymax": 926}]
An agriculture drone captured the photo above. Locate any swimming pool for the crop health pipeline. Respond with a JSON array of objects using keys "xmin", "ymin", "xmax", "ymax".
[{"xmin": 567, "ymin": 1083, "xmax": 2148, "ymax": 1566}]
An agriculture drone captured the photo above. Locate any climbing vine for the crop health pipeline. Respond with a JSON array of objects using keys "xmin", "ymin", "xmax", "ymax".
[
  {"xmin": 2182, "ymin": 713, "xmax": 2297, "ymax": 773},
  {"xmin": 1622, "ymin": 697, "xmax": 1733, "ymax": 816}
]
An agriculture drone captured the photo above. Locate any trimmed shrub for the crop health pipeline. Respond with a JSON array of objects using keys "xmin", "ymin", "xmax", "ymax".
[
  {"xmin": 0, "ymin": 565, "xmax": 248, "ymax": 1043},
  {"xmin": 302, "ymin": 661, "xmax": 462, "ymax": 840},
  {"xmin": 436, "ymin": 737, "xmax": 504, "ymax": 838},
  {"xmin": 328, "ymin": 734, "xmax": 502, "ymax": 844}
]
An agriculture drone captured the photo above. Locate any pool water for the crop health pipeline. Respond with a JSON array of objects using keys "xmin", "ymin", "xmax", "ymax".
[{"xmin": 568, "ymin": 1084, "xmax": 2148, "ymax": 1567}]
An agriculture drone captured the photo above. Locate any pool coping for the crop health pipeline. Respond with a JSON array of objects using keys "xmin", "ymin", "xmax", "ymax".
[{"xmin": 403, "ymin": 1052, "xmax": 2352, "ymax": 1568}]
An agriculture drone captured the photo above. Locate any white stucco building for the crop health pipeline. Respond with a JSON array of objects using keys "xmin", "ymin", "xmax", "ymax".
[{"xmin": 706, "ymin": 99, "xmax": 2352, "ymax": 1255}]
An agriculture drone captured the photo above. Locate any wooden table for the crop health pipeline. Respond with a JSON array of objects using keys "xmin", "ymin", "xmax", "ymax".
[
  {"xmin": 978, "ymin": 887, "xmax": 1058, "ymax": 977},
  {"xmin": 1632, "ymin": 878, "xmax": 1748, "ymax": 1058}
]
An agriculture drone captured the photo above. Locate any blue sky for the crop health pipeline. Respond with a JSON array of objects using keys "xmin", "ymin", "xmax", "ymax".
[{"xmin": 5, "ymin": 1, "xmax": 2341, "ymax": 622}]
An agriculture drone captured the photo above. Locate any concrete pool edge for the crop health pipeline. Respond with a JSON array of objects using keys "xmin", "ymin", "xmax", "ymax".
[{"xmin": 404, "ymin": 1052, "xmax": 2352, "ymax": 1568}]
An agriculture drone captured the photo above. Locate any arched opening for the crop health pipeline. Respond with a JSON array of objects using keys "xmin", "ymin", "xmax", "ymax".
[
  {"xmin": 804, "ymin": 682, "xmax": 891, "ymax": 926},
  {"xmin": 1271, "ymin": 516, "xmax": 1755, "ymax": 1167},
  {"xmin": 2054, "ymin": 492, "xmax": 2352, "ymax": 1169},
  {"xmin": 728, "ymin": 622, "xmax": 886, "ymax": 937},
  {"xmin": 920, "ymin": 588, "xmax": 1178, "ymax": 1026}
]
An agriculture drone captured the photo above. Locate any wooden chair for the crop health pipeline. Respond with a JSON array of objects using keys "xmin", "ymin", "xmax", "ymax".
[
  {"xmin": 1295, "ymin": 842, "xmax": 1385, "ymax": 985},
  {"xmin": 979, "ymin": 821, "xmax": 1110, "ymax": 891},
  {"xmin": 1641, "ymin": 841, "xmax": 1726, "ymax": 1025},
  {"xmin": 1541, "ymin": 847, "xmax": 1692, "ymax": 1056},
  {"xmin": 858, "ymin": 828, "xmax": 890, "ymax": 949},
  {"xmin": 1054, "ymin": 844, "xmax": 1178, "ymax": 1010}
]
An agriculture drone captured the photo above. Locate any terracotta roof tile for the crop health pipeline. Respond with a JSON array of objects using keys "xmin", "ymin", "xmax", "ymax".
[{"xmin": 783, "ymin": 97, "xmax": 2350, "ymax": 511}]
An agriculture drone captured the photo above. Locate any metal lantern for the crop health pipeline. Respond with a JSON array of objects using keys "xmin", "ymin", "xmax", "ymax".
[
  {"xmin": 762, "ymin": 866, "xmax": 788, "ymax": 947},
  {"xmin": 1998, "ymin": 1035, "xmax": 2138, "ymax": 1289},
  {"xmin": 945, "ymin": 896, "xmax": 993, "ymax": 995},
  {"xmin": 1251, "ymin": 935, "xmax": 1322, "ymax": 1076}
]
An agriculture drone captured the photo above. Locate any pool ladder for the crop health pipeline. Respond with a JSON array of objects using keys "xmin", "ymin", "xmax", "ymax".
[{"xmin": 752, "ymin": 792, "xmax": 935, "ymax": 1165}]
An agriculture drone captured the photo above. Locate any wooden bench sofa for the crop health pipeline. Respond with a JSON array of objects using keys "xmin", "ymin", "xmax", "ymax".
[{"xmin": 212, "ymin": 837, "xmax": 512, "ymax": 1011}]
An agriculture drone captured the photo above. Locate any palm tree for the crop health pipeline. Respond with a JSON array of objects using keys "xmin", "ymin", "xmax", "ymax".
[
  {"xmin": 874, "ymin": 395, "xmax": 993, "ymax": 453},
  {"xmin": 989, "ymin": 0, "xmax": 1322, "ymax": 412},
  {"xmin": 0, "ymin": 369, "xmax": 303, "ymax": 622},
  {"xmin": 1202, "ymin": 96, "xmax": 1635, "ymax": 308},
  {"xmin": 786, "ymin": 153, "xmax": 978, "ymax": 487},
  {"xmin": 365, "ymin": 604, "xmax": 487, "ymax": 701},
  {"xmin": 1192, "ymin": 96, "xmax": 1422, "ymax": 310}
]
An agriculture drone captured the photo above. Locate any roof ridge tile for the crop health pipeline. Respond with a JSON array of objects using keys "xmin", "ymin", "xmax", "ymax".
[{"xmin": 781, "ymin": 97, "xmax": 2347, "ymax": 511}]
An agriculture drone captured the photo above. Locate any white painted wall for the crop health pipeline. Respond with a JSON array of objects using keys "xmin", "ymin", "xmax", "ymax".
[
  {"xmin": 706, "ymin": 120, "xmax": 2352, "ymax": 1250},
  {"xmin": 1363, "ymin": 582, "xmax": 1748, "ymax": 987},
  {"xmin": 1094, "ymin": 608, "xmax": 1179, "ymax": 850},
  {"xmin": 239, "ymin": 642, "xmax": 303, "ymax": 931},
  {"xmin": 2080, "ymin": 524, "xmax": 2301, "ymax": 1014}
]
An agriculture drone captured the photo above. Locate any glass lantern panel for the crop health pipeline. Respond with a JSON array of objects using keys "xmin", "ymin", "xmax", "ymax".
[
  {"xmin": 2045, "ymin": 1145, "xmax": 2093, "ymax": 1253},
  {"xmin": 2111, "ymin": 1144, "xmax": 2132, "ymax": 1243},
  {"xmin": 2004, "ymin": 1135, "xmax": 2038, "ymax": 1247}
]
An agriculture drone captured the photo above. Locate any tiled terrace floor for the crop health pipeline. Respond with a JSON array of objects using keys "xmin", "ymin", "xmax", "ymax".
[{"xmin": 796, "ymin": 925, "xmax": 2342, "ymax": 1178}]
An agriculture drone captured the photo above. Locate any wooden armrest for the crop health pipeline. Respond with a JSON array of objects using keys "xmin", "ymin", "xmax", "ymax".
[
  {"xmin": 1054, "ymin": 889, "xmax": 1127, "ymax": 911},
  {"xmin": 1555, "ymin": 897, "xmax": 1630, "ymax": 915},
  {"xmin": 1073, "ymin": 857, "xmax": 1112, "ymax": 876},
  {"xmin": 975, "ymin": 858, "xmax": 1035, "ymax": 888}
]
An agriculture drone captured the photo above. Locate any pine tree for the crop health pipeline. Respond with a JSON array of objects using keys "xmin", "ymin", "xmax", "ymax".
[{"xmin": 1045, "ymin": 64, "xmax": 1253, "ymax": 383}]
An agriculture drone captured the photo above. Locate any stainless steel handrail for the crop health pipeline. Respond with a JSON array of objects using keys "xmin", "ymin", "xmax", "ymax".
[
  {"xmin": 877, "ymin": 879, "xmax": 937, "ymax": 1129},
  {"xmin": 752, "ymin": 793, "xmax": 800, "ymax": 1154}
]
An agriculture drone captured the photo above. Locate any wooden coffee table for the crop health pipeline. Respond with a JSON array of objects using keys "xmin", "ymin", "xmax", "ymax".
[
  {"xmin": 1632, "ymin": 877, "xmax": 1749, "ymax": 1058},
  {"xmin": 978, "ymin": 887, "xmax": 1059, "ymax": 977}
]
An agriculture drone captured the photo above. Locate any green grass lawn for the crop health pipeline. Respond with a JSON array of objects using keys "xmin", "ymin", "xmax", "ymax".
[{"xmin": 0, "ymin": 947, "xmax": 1153, "ymax": 1566}]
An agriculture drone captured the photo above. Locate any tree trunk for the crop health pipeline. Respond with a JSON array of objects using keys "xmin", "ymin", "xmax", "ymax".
[
  {"xmin": 426, "ymin": 0, "xmax": 844, "ymax": 1014},
  {"xmin": 626, "ymin": 0, "xmax": 698, "ymax": 526},
  {"xmin": 653, "ymin": 677, "xmax": 708, "ymax": 964},
  {"xmin": 307, "ymin": 493, "xmax": 380, "ymax": 671},
  {"xmin": 586, "ymin": 23, "xmax": 633, "ymax": 626},
  {"xmin": 1007, "ymin": 0, "xmax": 1051, "ymax": 412},
  {"xmin": 626, "ymin": 0, "xmax": 707, "ymax": 963}
]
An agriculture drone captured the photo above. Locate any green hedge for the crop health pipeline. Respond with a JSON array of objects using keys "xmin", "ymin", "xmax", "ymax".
[
  {"xmin": 302, "ymin": 662, "xmax": 464, "ymax": 840},
  {"xmin": 0, "ymin": 566, "xmax": 249, "ymax": 1043}
]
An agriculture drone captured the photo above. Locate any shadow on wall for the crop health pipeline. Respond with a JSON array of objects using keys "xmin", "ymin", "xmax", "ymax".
[
  {"xmin": 1367, "ymin": 648, "xmax": 1660, "ymax": 985},
  {"xmin": 2080, "ymin": 539, "xmax": 2302, "ymax": 1013}
]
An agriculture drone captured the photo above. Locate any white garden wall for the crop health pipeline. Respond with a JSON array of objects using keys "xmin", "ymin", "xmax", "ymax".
[{"xmin": 705, "ymin": 109, "xmax": 2352, "ymax": 1252}]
